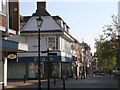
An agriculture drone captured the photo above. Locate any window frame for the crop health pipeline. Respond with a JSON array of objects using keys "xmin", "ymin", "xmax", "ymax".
[{"xmin": 47, "ymin": 36, "xmax": 58, "ymax": 50}]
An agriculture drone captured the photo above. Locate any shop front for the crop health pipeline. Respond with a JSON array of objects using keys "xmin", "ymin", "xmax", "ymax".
[{"xmin": 8, "ymin": 55, "xmax": 61, "ymax": 79}]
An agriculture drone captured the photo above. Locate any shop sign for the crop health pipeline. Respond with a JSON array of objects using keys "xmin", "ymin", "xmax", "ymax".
[
  {"xmin": 40, "ymin": 57, "xmax": 53, "ymax": 61},
  {"xmin": 7, "ymin": 54, "xmax": 17, "ymax": 59}
]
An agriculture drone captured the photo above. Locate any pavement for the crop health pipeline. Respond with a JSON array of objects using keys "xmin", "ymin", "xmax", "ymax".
[{"xmin": 4, "ymin": 75, "xmax": 120, "ymax": 90}]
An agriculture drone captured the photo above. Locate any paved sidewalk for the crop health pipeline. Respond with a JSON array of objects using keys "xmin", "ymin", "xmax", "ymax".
[
  {"xmin": 6, "ymin": 76, "xmax": 118, "ymax": 89},
  {"xmin": 7, "ymin": 79, "xmax": 52, "ymax": 88}
]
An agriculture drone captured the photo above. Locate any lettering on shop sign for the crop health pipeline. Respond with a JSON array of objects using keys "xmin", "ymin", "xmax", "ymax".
[
  {"xmin": 41, "ymin": 58, "xmax": 46, "ymax": 61},
  {"xmin": 40, "ymin": 58, "xmax": 53, "ymax": 61}
]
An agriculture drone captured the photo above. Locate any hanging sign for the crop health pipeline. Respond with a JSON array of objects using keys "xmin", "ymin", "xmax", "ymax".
[{"xmin": 7, "ymin": 54, "xmax": 17, "ymax": 59}]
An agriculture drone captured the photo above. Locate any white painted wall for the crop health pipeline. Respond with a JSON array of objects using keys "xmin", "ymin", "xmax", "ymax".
[
  {"xmin": 61, "ymin": 52, "xmax": 71, "ymax": 58},
  {"xmin": 60, "ymin": 37, "xmax": 71, "ymax": 54},
  {"xmin": 40, "ymin": 37, "xmax": 48, "ymax": 51},
  {"xmin": 28, "ymin": 63, "xmax": 36, "ymax": 78},
  {"xmin": 26, "ymin": 36, "xmax": 47, "ymax": 51},
  {"xmin": 27, "ymin": 36, "xmax": 38, "ymax": 51},
  {"xmin": 8, "ymin": 34, "xmax": 60, "ymax": 52}
]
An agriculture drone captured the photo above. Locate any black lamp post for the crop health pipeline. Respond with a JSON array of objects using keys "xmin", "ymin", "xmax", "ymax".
[
  {"xmin": 36, "ymin": 16, "xmax": 43, "ymax": 89},
  {"xmin": 47, "ymin": 48, "xmax": 50, "ymax": 90}
]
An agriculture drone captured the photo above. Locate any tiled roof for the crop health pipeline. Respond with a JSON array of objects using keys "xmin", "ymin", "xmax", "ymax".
[
  {"xmin": 20, "ymin": 16, "xmax": 31, "ymax": 29},
  {"xmin": 52, "ymin": 16, "xmax": 70, "ymax": 29},
  {"xmin": 32, "ymin": 8, "xmax": 50, "ymax": 16}
]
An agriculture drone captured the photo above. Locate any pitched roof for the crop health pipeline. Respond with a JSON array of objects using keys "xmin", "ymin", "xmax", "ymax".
[
  {"xmin": 20, "ymin": 16, "xmax": 31, "ymax": 29},
  {"xmin": 52, "ymin": 16, "xmax": 70, "ymax": 29},
  {"xmin": 32, "ymin": 8, "xmax": 51, "ymax": 16}
]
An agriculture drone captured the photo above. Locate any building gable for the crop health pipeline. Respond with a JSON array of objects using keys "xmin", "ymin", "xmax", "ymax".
[{"xmin": 21, "ymin": 16, "xmax": 63, "ymax": 32}]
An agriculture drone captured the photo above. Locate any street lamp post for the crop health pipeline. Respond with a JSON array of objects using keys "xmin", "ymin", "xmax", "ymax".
[
  {"xmin": 36, "ymin": 16, "xmax": 43, "ymax": 89},
  {"xmin": 47, "ymin": 48, "xmax": 50, "ymax": 90}
]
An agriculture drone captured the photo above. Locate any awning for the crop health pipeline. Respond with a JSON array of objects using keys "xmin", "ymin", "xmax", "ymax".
[{"xmin": 1, "ymin": 39, "xmax": 28, "ymax": 52}]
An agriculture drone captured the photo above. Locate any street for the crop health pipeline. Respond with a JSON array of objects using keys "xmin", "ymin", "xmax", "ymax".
[{"xmin": 5, "ymin": 75, "xmax": 119, "ymax": 90}]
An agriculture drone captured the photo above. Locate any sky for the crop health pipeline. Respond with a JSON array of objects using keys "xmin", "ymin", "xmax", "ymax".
[{"xmin": 20, "ymin": 0, "xmax": 118, "ymax": 54}]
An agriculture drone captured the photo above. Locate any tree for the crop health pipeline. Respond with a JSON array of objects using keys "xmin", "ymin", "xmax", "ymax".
[{"xmin": 95, "ymin": 15, "xmax": 118, "ymax": 69}]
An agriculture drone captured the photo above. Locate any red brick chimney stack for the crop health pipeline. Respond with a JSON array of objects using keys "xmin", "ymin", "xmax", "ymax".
[
  {"xmin": 32, "ymin": 1, "xmax": 50, "ymax": 16},
  {"xmin": 37, "ymin": 1, "xmax": 46, "ymax": 10}
]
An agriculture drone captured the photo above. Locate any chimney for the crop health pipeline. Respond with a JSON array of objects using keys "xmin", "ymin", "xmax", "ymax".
[
  {"xmin": 32, "ymin": 1, "xmax": 50, "ymax": 16},
  {"xmin": 37, "ymin": 1, "xmax": 46, "ymax": 10}
]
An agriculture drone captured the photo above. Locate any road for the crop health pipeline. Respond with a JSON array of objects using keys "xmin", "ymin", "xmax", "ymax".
[
  {"xmin": 47, "ymin": 76, "xmax": 118, "ymax": 88},
  {"xmin": 5, "ymin": 75, "xmax": 119, "ymax": 90}
]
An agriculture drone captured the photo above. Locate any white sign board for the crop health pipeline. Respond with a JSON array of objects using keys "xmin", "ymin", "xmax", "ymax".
[{"xmin": 7, "ymin": 54, "xmax": 17, "ymax": 59}]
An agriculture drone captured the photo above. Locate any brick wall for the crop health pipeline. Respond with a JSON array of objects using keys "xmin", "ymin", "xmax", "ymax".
[{"xmin": 0, "ymin": 13, "xmax": 6, "ymax": 27}]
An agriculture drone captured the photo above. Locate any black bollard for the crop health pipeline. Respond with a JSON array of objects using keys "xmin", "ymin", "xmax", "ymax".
[
  {"xmin": 118, "ymin": 74, "xmax": 120, "ymax": 89},
  {"xmin": 24, "ymin": 75, "xmax": 26, "ymax": 83},
  {"xmin": 54, "ymin": 77, "xmax": 56, "ymax": 86},
  {"xmin": 63, "ymin": 77, "xmax": 65, "ymax": 90},
  {"xmin": 76, "ymin": 72, "xmax": 78, "ymax": 80},
  {"xmin": 2, "ymin": 83, "xmax": 4, "ymax": 89}
]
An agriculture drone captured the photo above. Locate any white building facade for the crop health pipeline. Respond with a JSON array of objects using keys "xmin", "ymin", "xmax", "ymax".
[{"xmin": 8, "ymin": 2, "xmax": 75, "ymax": 79}]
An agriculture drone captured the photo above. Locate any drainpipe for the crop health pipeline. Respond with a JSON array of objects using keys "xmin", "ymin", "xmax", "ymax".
[
  {"xmin": 4, "ymin": 57, "xmax": 7, "ymax": 87},
  {"xmin": 6, "ymin": 0, "xmax": 9, "ymax": 34}
]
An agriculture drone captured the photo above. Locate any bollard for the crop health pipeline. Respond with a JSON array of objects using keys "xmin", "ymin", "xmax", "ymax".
[
  {"xmin": 2, "ymin": 83, "xmax": 4, "ymax": 89},
  {"xmin": 54, "ymin": 77, "xmax": 56, "ymax": 86},
  {"xmin": 118, "ymin": 74, "xmax": 120, "ymax": 89},
  {"xmin": 63, "ymin": 76, "xmax": 65, "ymax": 90},
  {"xmin": 76, "ymin": 74, "xmax": 78, "ymax": 80},
  {"xmin": 66, "ymin": 76, "xmax": 67, "ymax": 80},
  {"xmin": 24, "ymin": 75, "xmax": 26, "ymax": 83}
]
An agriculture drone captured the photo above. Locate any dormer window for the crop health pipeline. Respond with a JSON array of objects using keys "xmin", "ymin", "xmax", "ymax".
[
  {"xmin": 60, "ymin": 20, "xmax": 64, "ymax": 28},
  {"xmin": 63, "ymin": 23, "xmax": 69, "ymax": 32}
]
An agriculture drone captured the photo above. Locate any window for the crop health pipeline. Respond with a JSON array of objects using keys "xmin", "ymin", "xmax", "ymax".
[
  {"xmin": 48, "ymin": 37, "xmax": 58, "ymax": 50},
  {"xmin": 0, "ymin": 1, "xmax": 1, "ymax": 11},
  {"xmin": 2, "ymin": 0, "xmax": 6, "ymax": 14},
  {"xmin": 48, "ymin": 37, "xmax": 55, "ymax": 50}
]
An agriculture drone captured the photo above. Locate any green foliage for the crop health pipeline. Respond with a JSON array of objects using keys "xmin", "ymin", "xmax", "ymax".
[
  {"xmin": 95, "ymin": 40, "xmax": 116, "ymax": 69},
  {"xmin": 95, "ymin": 15, "xmax": 118, "ymax": 69}
]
